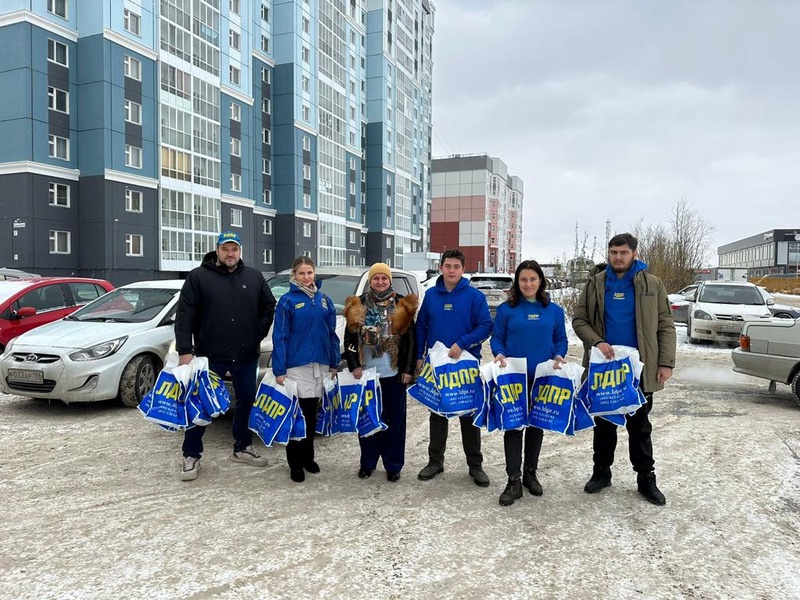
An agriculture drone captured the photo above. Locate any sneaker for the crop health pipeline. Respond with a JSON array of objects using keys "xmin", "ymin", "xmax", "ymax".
[
  {"xmin": 417, "ymin": 463, "xmax": 444, "ymax": 481},
  {"xmin": 290, "ymin": 469, "xmax": 305, "ymax": 483},
  {"xmin": 387, "ymin": 472, "xmax": 401, "ymax": 482},
  {"xmin": 230, "ymin": 445, "xmax": 268, "ymax": 467},
  {"xmin": 469, "ymin": 468, "xmax": 490, "ymax": 487},
  {"xmin": 584, "ymin": 467, "xmax": 612, "ymax": 494},
  {"xmin": 180, "ymin": 456, "xmax": 200, "ymax": 481},
  {"xmin": 637, "ymin": 473, "xmax": 666, "ymax": 505},
  {"xmin": 523, "ymin": 469, "xmax": 543, "ymax": 496},
  {"xmin": 358, "ymin": 467, "xmax": 373, "ymax": 479},
  {"xmin": 305, "ymin": 461, "xmax": 320, "ymax": 474},
  {"xmin": 499, "ymin": 477, "xmax": 523, "ymax": 506}
]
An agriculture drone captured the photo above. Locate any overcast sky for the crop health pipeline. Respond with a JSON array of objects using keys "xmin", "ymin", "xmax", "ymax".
[{"xmin": 429, "ymin": 0, "xmax": 800, "ymax": 265}]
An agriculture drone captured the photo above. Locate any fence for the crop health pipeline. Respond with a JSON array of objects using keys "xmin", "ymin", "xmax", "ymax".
[{"xmin": 748, "ymin": 274, "xmax": 800, "ymax": 295}]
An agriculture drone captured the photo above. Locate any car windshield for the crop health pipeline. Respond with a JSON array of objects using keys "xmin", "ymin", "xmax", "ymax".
[
  {"xmin": 0, "ymin": 282, "xmax": 31, "ymax": 304},
  {"xmin": 68, "ymin": 288, "xmax": 178, "ymax": 323},
  {"xmin": 268, "ymin": 274, "xmax": 361, "ymax": 315},
  {"xmin": 698, "ymin": 285, "xmax": 764, "ymax": 305},
  {"xmin": 470, "ymin": 277, "xmax": 512, "ymax": 290}
]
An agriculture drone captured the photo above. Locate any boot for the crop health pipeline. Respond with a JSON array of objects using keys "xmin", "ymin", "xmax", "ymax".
[
  {"xmin": 584, "ymin": 467, "xmax": 612, "ymax": 494},
  {"xmin": 499, "ymin": 477, "xmax": 523, "ymax": 506},
  {"xmin": 637, "ymin": 472, "xmax": 666, "ymax": 505},
  {"xmin": 522, "ymin": 469, "xmax": 543, "ymax": 496}
]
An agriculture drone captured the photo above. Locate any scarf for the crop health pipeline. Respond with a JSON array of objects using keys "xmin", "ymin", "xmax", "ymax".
[
  {"xmin": 290, "ymin": 276, "xmax": 318, "ymax": 299},
  {"xmin": 361, "ymin": 287, "xmax": 396, "ymax": 358}
]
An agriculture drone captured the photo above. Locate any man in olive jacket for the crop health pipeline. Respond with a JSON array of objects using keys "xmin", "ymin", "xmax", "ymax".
[{"xmin": 572, "ymin": 232, "xmax": 676, "ymax": 505}]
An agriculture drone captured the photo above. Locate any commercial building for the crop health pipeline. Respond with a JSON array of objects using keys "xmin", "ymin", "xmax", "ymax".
[
  {"xmin": 430, "ymin": 154, "xmax": 523, "ymax": 273},
  {"xmin": 718, "ymin": 229, "xmax": 800, "ymax": 278},
  {"xmin": 0, "ymin": 0, "xmax": 434, "ymax": 284}
]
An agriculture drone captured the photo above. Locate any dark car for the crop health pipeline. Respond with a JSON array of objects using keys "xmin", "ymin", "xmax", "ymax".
[{"xmin": 0, "ymin": 278, "xmax": 115, "ymax": 352}]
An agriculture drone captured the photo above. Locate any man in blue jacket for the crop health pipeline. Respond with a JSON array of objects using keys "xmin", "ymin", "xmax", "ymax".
[
  {"xmin": 415, "ymin": 249, "xmax": 493, "ymax": 486},
  {"xmin": 175, "ymin": 231, "xmax": 276, "ymax": 481}
]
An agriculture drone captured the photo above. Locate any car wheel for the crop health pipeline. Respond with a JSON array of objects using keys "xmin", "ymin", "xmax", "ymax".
[
  {"xmin": 686, "ymin": 317, "xmax": 697, "ymax": 344},
  {"xmin": 118, "ymin": 355, "xmax": 156, "ymax": 408},
  {"xmin": 773, "ymin": 312, "xmax": 794, "ymax": 319},
  {"xmin": 791, "ymin": 371, "xmax": 800, "ymax": 408}
]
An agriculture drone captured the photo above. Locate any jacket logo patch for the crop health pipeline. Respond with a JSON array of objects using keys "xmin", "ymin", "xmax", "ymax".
[
  {"xmin": 528, "ymin": 314, "xmax": 540, "ymax": 320},
  {"xmin": 321, "ymin": 298, "xmax": 328, "ymax": 309},
  {"xmin": 613, "ymin": 292, "xmax": 625, "ymax": 300},
  {"xmin": 295, "ymin": 302, "xmax": 306, "ymax": 309},
  {"xmin": 443, "ymin": 303, "xmax": 453, "ymax": 311}
]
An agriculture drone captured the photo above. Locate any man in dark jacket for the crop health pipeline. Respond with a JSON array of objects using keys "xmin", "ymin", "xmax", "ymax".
[
  {"xmin": 175, "ymin": 231, "xmax": 276, "ymax": 481},
  {"xmin": 572, "ymin": 232, "xmax": 676, "ymax": 505}
]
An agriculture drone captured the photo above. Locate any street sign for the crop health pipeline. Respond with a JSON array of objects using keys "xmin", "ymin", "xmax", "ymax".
[{"xmin": 13, "ymin": 221, "xmax": 25, "ymax": 228}]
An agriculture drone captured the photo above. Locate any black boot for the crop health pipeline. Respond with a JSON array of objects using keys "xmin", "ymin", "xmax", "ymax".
[
  {"xmin": 499, "ymin": 477, "xmax": 523, "ymax": 506},
  {"xmin": 584, "ymin": 467, "xmax": 612, "ymax": 494},
  {"xmin": 522, "ymin": 469, "xmax": 543, "ymax": 496},
  {"xmin": 637, "ymin": 472, "xmax": 666, "ymax": 505}
]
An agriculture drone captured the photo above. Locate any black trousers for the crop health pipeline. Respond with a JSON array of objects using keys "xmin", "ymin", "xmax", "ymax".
[
  {"xmin": 285, "ymin": 397, "xmax": 318, "ymax": 470},
  {"xmin": 427, "ymin": 412, "xmax": 483, "ymax": 471},
  {"xmin": 503, "ymin": 426, "xmax": 543, "ymax": 479},
  {"xmin": 592, "ymin": 392, "xmax": 655, "ymax": 474},
  {"xmin": 359, "ymin": 374, "xmax": 407, "ymax": 474}
]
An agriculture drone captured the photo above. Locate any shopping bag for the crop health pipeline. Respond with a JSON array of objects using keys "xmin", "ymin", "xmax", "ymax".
[
  {"xmin": 570, "ymin": 379, "xmax": 596, "ymax": 433},
  {"xmin": 249, "ymin": 371, "xmax": 298, "ymax": 447},
  {"xmin": 529, "ymin": 360, "xmax": 585, "ymax": 435},
  {"xmin": 429, "ymin": 341, "xmax": 482, "ymax": 416},
  {"xmin": 586, "ymin": 345, "xmax": 645, "ymax": 416},
  {"xmin": 334, "ymin": 369, "xmax": 364, "ymax": 434},
  {"xmin": 139, "ymin": 362, "xmax": 194, "ymax": 430},
  {"xmin": 408, "ymin": 354, "xmax": 443, "ymax": 414},
  {"xmin": 274, "ymin": 396, "xmax": 304, "ymax": 445},
  {"xmin": 358, "ymin": 368, "xmax": 387, "ymax": 437},
  {"xmin": 490, "ymin": 357, "xmax": 529, "ymax": 431},
  {"xmin": 472, "ymin": 362, "xmax": 495, "ymax": 430},
  {"xmin": 316, "ymin": 375, "xmax": 338, "ymax": 436}
]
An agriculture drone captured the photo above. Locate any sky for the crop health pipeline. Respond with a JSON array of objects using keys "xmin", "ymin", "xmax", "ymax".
[{"xmin": 429, "ymin": 0, "xmax": 800, "ymax": 265}]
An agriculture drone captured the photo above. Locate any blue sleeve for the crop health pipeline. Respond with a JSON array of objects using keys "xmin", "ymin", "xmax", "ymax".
[
  {"xmin": 271, "ymin": 298, "xmax": 290, "ymax": 376},
  {"xmin": 490, "ymin": 304, "xmax": 509, "ymax": 357},
  {"xmin": 457, "ymin": 291, "xmax": 493, "ymax": 352},
  {"xmin": 552, "ymin": 305, "xmax": 568, "ymax": 358},
  {"xmin": 328, "ymin": 298, "xmax": 340, "ymax": 368},
  {"xmin": 415, "ymin": 292, "xmax": 430, "ymax": 359}
]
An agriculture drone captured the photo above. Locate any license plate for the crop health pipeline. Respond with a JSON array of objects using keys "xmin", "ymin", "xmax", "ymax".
[
  {"xmin": 7, "ymin": 368, "xmax": 44, "ymax": 384},
  {"xmin": 717, "ymin": 321, "xmax": 742, "ymax": 333}
]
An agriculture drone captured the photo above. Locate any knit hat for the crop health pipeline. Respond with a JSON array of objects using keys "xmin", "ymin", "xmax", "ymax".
[{"xmin": 368, "ymin": 262, "xmax": 392, "ymax": 282}]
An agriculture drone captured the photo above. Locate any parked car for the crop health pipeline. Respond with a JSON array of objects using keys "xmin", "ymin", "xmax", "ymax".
[
  {"xmin": 668, "ymin": 284, "xmax": 699, "ymax": 324},
  {"xmin": 685, "ymin": 281, "xmax": 772, "ymax": 344},
  {"xmin": 0, "ymin": 267, "xmax": 41, "ymax": 280},
  {"xmin": 468, "ymin": 273, "xmax": 514, "ymax": 313},
  {"xmin": 0, "ymin": 280, "xmax": 183, "ymax": 406},
  {"xmin": 0, "ymin": 277, "xmax": 114, "ymax": 353},
  {"xmin": 732, "ymin": 318, "xmax": 800, "ymax": 406},
  {"xmin": 757, "ymin": 287, "xmax": 800, "ymax": 319}
]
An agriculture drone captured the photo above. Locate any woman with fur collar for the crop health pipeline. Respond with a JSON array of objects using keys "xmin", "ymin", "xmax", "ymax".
[{"xmin": 343, "ymin": 263, "xmax": 418, "ymax": 482}]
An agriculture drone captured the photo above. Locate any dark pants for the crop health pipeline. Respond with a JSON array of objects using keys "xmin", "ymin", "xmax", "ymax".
[
  {"xmin": 592, "ymin": 391, "xmax": 655, "ymax": 474},
  {"xmin": 182, "ymin": 357, "xmax": 258, "ymax": 458},
  {"xmin": 503, "ymin": 426, "xmax": 543, "ymax": 479},
  {"xmin": 359, "ymin": 374, "xmax": 407, "ymax": 475},
  {"xmin": 427, "ymin": 412, "xmax": 483, "ymax": 471},
  {"xmin": 285, "ymin": 397, "xmax": 318, "ymax": 470}
]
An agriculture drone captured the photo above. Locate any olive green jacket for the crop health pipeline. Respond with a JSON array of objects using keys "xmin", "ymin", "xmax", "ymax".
[{"xmin": 572, "ymin": 264, "xmax": 677, "ymax": 393}]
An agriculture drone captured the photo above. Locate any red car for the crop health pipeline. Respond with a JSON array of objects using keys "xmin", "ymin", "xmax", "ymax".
[{"xmin": 0, "ymin": 278, "xmax": 115, "ymax": 352}]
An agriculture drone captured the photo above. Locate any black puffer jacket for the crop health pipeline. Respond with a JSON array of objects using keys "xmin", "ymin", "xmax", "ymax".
[{"xmin": 175, "ymin": 251, "xmax": 276, "ymax": 361}]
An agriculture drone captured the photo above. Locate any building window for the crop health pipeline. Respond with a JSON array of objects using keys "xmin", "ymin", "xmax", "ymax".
[
  {"xmin": 302, "ymin": 104, "xmax": 310, "ymax": 120},
  {"xmin": 231, "ymin": 172, "xmax": 241, "ymax": 192},
  {"xmin": 262, "ymin": 98, "xmax": 271, "ymax": 114},
  {"xmin": 302, "ymin": 136, "xmax": 310, "ymax": 151},
  {"xmin": 230, "ymin": 137, "xmax": 241, "ymax": 157},
  {"xmin": 124, "ymin": 55, "xmax": 141, "ymax": 80},
  {"xmin": 48, "ymin": 183, "xmax": 70, "ymax": 207},
  {"xmin": 302, "ymin": 192, "xmax": 311, "ymax": 208},
  {"xmin": 125, "ymin": 145, "xmax": 142, "ymax": 169},
  {"xmin": 124, "ymin": 99, "xmax": 142, "ymax": 124},
  {"xmin": 361, "ymin": 235, "xmax": 366, "ymax": 247},
  {"xmin": 302, "ymin": 16, "xmax": 310, "ymax": 34},
  {"xmin": 348, "ymin": 230, "xmax": 355, "ymax": 244},
  {"xmin": 230, "ymin": 208, "xmax": 242, "ymax": 227},
  {"xmin": 261, "ymin": 67, "xmax": 271, "ymax": 83},
  {"xmin": 349, "ymin": 205, "xmax": 356, "ymax": 219},
  {"xmin": 263, "ymin": 219, "xmax": 272, "ymax": 235},
  {"xmin": 262, "ymin": 128, "xmax": 271, "ymax": 144},
  {"xmin": 49, "ymin": 230, "xmax": 71, "ymax": 254},
  {"xmin": 302, "ymin": 45, "xmax": 310, "ymax": 63},
  {"xmin": 125, "ymin": 234, "xmax": 143, "ymax": 256},
  {"xmin": 349, "ymin": 182, "xmax": 356, "ymax": 195},
  {"xmin": 302, "ymin": 75, "xmax": 310, "ymax": 92},
  {"xmin": 48, "ymin": 87, "xmax": 69, "ymax": 113},
  {"xmin": 48, "ymin": 0, "xmax": 67, "ymax": 18},
  {"xmin": 302, "ymin": 164, "xmax": 311, "ymax": 180},
  {"xmin": 262, "ymin": 189, "xmax": 272, "ymax": 205},
  {"xmin": 126, "ymin": 189, "xmax": 143, "ymax": 212},
  {"xmin": 230, "ymin": 102, "xmax": 241, "ymax": 121},
  {"xmin": 47, "ymin": 39, "xmax": 68, "ymax": 66},
  {"xmin": 230, "ymin": 0, "xmax": 240, "ymax": 15},
  {"xmin": 230, "ymin": 29, "xmax": 240, "ymax": 50},
  {"xmin": 262, "ymin": 248, "xmax": 273, "ymax": 264},
  {"xmin": 386, "ymin": 237, "xmax": 391, "ymax": 249},
  {"xmin": 48, "ymin": 135, "xmax": 69, "ymax": 160},
  {"xmin": 261, "ymin": 4, "xmax": 270, "ymax": 21},
  {"xmin": 262, "ymin": 158, "xmax": 271, "ymax": 175},
  {"xmin": 123, "ymin": 9, "xmax": 141, "ymax": 36},
  {"xmin": 303, "ymin": 250, "xmax": 312, "ymax": 258},
  {"xmin": 303, "ymin": 222, "xmax": 311, "ymax": 237},
  {"xmin": 261, "ymin": 35, "xmax": 270, "ymax": 53},
  {"xmin": 229, "ymin": 65, "xmax": 240, "ymax": 85}
]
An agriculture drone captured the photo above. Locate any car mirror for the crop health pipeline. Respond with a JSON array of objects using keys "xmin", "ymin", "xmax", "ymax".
[
  {"xmin": 766, "ymin": 298, "xmax": 775, "ymax": 306},
  {"xmin": 12, "ymin": 306, "xmax": 37, "ymax": 319}
]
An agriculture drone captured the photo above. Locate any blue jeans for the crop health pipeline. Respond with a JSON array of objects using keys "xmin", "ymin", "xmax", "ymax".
[{"xmin": 182, "ymin": 357, "xmax": 258, "ymax": 458}]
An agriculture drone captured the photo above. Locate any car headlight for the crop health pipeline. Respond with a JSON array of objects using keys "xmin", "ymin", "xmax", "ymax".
[
  {"xmin": 693, "ymin": 309, "xmax": 713, "ymax": 320},
  {"xmin": 2, "ymin": 337, "xmax": 18, "ymax": 356},
  {"xmin": 69, "ymin": 336, "xmax": 128, "ymax": 361}
]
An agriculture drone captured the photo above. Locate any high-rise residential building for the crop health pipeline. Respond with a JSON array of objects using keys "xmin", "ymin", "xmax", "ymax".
[
  {"xmin": 430, "ymin": 154, "xmax": 524, "ymax": 273},
  {"xmin": 0, "ymin": 0, "xmax": 434, "ymax": 284}
]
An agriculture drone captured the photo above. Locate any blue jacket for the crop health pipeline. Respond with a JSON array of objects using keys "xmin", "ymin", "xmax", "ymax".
[
  {"xmin": 603, "ymin": 259, "xmax": 647, "ymax": 348},
  {"xmin": 491, "ymin": 298, "xmax": 568, "ymax": 377},
  {"xmin": 415, "ymin": 276, "xmax": 493, "ymax": 360},
  {"xmin": 271, "ymin": 282, "xmax": 340, "ymax": 376}
]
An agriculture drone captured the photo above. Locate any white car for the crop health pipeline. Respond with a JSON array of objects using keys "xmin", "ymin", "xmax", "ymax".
[
  {"xmin": 468, "ymin": 272, "xmax": 514, "ymax": 313},
  {"xmin": 685, "ymin": 281, "xmax": 772, "ymax": 344},
  {"xmin": 0, "ymin": 280, "xmax": 183, "ymax": 406}
]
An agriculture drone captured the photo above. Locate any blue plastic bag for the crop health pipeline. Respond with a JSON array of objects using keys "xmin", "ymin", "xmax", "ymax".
[
  {"xmin": 316, "ymin": 376, "xmax": 338, "ymax": 436},
  {"xmin": 408, "ymin": 354, "xmax": 442, "ymax": 414},
  {"xmin": 249, "ymin": 372, "xmax": 297, "ymax": 447},
  {"xmin": 334, "ymin": 370, "xmax": 364, "ymax": 434},
  {"xmin": 358, "ymin": 368, "xmax": 387, "ymax": 437},
  {"xmin": 429, "ymin": 342, "xmax": 482, "ymax": 416},
  {"xmin": 491, "ymin": 358, "xmax": 529, "ymax": 431},
  {"xmin": 586, "ymin": 346, "xmax": 644, "ymax": 416},
  {"xmin": 139, "ymin": 362, "xmax": 194, "ymax": 430},
  {"xmin": 571, "ymin": 379, "xmax": 596, "ymax": 433},
  {"xmin": 529, "ymin": 360, "xmax": 584, "ymax": 436}
]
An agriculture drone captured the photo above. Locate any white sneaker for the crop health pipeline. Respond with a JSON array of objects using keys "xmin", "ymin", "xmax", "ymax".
[
  {"xmin": 180, "ymin": 456, "xmax": 201, "ymax": 481},
  {"xmin": 231, "ymin": 445, "xmax": 268, "ymax": 467}
]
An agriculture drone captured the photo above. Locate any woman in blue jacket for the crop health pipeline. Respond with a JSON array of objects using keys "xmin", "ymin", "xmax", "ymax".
[
  {"xmin": 273, "ymin": 256, "xmax": 340, "ymax": 483},
  {"xmin": 491, "ymin": 260, "xmax": 568, "ymax": 506}
]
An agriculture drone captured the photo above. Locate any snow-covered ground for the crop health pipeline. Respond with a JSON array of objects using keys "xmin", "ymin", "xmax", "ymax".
[{"xmin": 0, "ymin": 320, "xmax": 798, "ymax": 599}]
